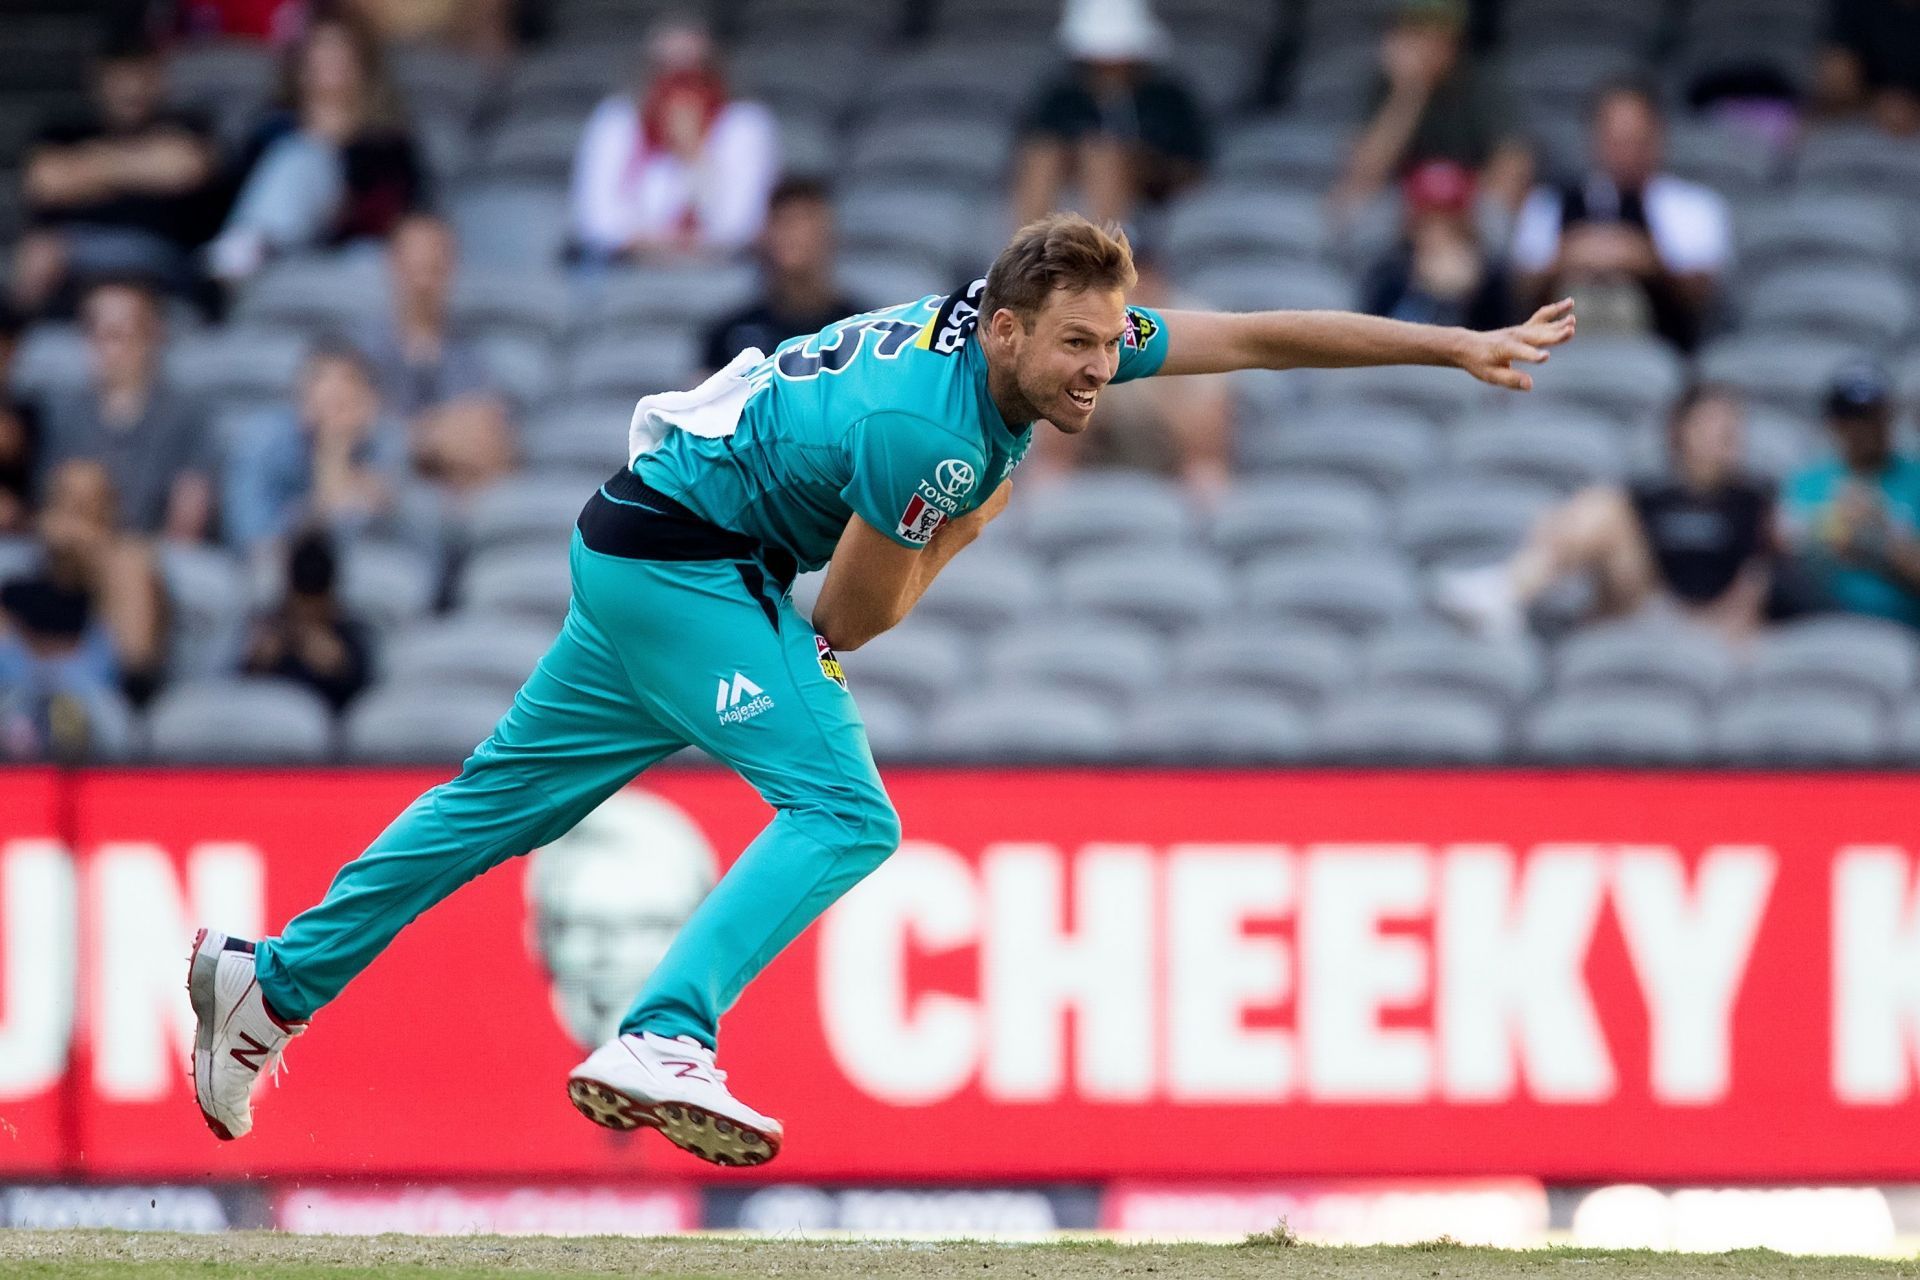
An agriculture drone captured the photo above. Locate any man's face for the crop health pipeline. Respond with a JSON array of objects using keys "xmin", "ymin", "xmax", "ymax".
[
  {"xmin": 763, "ymin": 197, "xmax": 834, "ymax": 279},
  {"xmin": 390, "ymin": 217, "xmax": 454, "ymax": 305},
  {"xmin": 997, "ymin": 286, "xmax": 1128, "ymax": 434},
  {"xmin": 300, "ymin": 356, "xmax": 379, "ymax": 437},
  {"xmin": 1593, "ymin": 93, "xmax": 1662, "ymax": 189},
  {"xmin": 1831, "ymin": 408, "xmax": 1894, "ymax": 473},
  {"xmin": 1674, "ymin": 394, "xmax": 1743, "ymax": 486},
  {"xmin": 97, "ymin": 56, "xmax": 164, "ymax": 131},
  {"xmin": 83, "ymin": 286, "xmax": 159, "ymax": 387}
]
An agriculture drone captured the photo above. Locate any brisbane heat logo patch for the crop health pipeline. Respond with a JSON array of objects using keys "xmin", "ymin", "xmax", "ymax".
[
  {"xmin": 816, "ymin": 635, "xmax": 847, "ymax": 689},
  {"xmin": 1123, "ymin": 307, "xmax": 1159, "ymax": 350}
]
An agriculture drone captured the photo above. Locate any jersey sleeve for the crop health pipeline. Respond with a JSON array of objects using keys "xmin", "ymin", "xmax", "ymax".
[
  {"xmin": 842, "ymin": 412, "xmax": 989, "ymax": 550},
  {"xmin": 1112, "ymin": 303, "xmax": 1171, "ymax": 383}
]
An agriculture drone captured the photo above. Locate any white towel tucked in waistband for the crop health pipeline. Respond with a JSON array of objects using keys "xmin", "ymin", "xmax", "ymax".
[{"xmin": 627, "ymin": 346, "xmax": 765, "ymax": 465}]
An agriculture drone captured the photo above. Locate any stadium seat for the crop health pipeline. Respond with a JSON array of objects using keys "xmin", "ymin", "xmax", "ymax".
[
  {"xmin": 158, "ymin": 543, "xmax": 249, "ymax": 679},
  {"xmin": 1503, "ymin": 43, "xmax": 1645, "ymax": 115},
  {"xmin": 1184, "ymin": 260, "xmax": 1356, "ymax": 315},
  {"xmin": 1525, "ymin": 336, "xmax": 1686, "ymax": 425},
  {"xmin": 448, "ymin": 183, "xmax": 571, "ymax": 269},
  {"xmin": 1796, "ymin": 126, "xmax": 1920, "ymax": 198},
  {"xmin": 860, "ymin": 49, "xmax": 1039, "ymax": 125},
  {"xmin": 1696, "ymin": 335, "xmax": 1866, "ymax": 417},
  {"xmin": 1177, "ymin": 620, "xmax": 1358, "ymax": 708},
  {"xmin": 477, "ymin": 112, "xmax": 590, "ymax": 183},
  {"xmin": 983, "ymin": 617, "xmax": 1166, "ymax": 705},
  {"xmin": 1737, "ymin": 195, "xmax": 1903, "ymax": 274},
  {"xmin": 8, "ymin": 322, "xmax": 88, "ymax": 398},
  {"xmin": 1242, "ymin": 549, "xmax": 1422, "ymax": 634},
  {"xmin": 1712, "ymin": 690, "xmax": 1888, "ymax": 765},
  {"xmin": 522, "ymin": 399, "xmax": 631, "ymax": 473},
  {"xmin": 1363, "ymin": 626, "xmax": 1545, "ymax": 708},
  {"xmin": 851, "ymin": 687, "xmax": 925, "ymax": 761},
  {"xmin": 1394, "ymin": 478, "xmax": 1558, "ymax": 567},
  {"xmin": 451, "ymin": 270, "xmax": 573, "ymax": 344},
  {"xmin": 1213, "ymin": 116, "xmax": 1353, "ymax": 190},
  {"xmin": 1742, "ymin": 266, "xmax": 1917, "ymax": 350},
  {"xmin": 1208, "ymin": 477, "xmax": 1387, "ymax": 560},
  {"xmin": 1166, "ymin": 39, "xmax": 1264, "ymax": 115},
  {"xmin": 503, "ymin": 43, "xmax": 628, "ymax": 117},
  {"xmin": 837, "ymin": 620, "xmax": 975, "ymax": 706},
  {"xmin": 1504, "ymin": 0, "xmax": 1667, "ymax": 54},
  {"xmin": 564, "ymin": 329, "xmax": 701, "ymax": 400},
  {"xmin": 1447, "ymin": 407, "xmax": 1627, "ymax": 490},
  {"xmin": 929, "ymin": 684, "xmax": 1122, "ymax": 762},
  {"xmin": 459, "ymin": 475, "xmax": 590, "ymax": 553},
  {"xmin": 232, "ymin": 254, "xmax": 388, "ymax": 332},
  {"xmin": 380, "ymin": 616, "xmax": 555, "ymax": 691},
  {"xmin": 1164, "ymin": 189, "xmax": 1330, "ymax": 274},
  {"xmin": 1521, "ymin": 691, "xmax": 1708, "ymax": 764},
  {"xmin": 1290, "ymin": 41, "xmax": 1383, "ymax": 123},
  {"xmin": 1664, "ymin": 121, "xmax": 1778, "ymax": 196},
  {"xmin": 165, "ymin": 328, "xmax": 308, "ymax": 408},
  {"xmin": 1242, "ymin": 405, "xmax": 1440, "ymax": 491},
  {"xmin": 1553, "ymin": 619, "xmax": 1737, "ymax": 710},
  {"xmin": 1056, "ymin": 548, "xmax": 1236, "ymax": 632},
  {"xmin": 342, "ymin": 682, "xmax": 514, "ymax": 763},
  {"xmin": 1302, "ymin": 363, "xmax": 1486, "ymax": 421},
  {"xmin": 836, "ymin": 252, "xmax": 956, "ymax": 312},
  {"xmin": 1015, "ymin": 473, "xmax": 1194, "ymax": 559},
  {"xmin": 145, "ymin": 678, "xmax": 336, "ymax": 763},
  {"xmin": 911, "ymin": 547, "xmax": 1051, "ymax": 631},
  {"xmin": 585, "ymin": 261, "xmax": 759, "ymax": 330},
  {"xmin": 847, "ymin": 119, "xmax": 1012, "ymax": 190},
  {"xmin": 1314, "ymin": 688, "xmax": 1509, "ymax": 764},
  {"xmin": 336, "ymin": 540, "xmax": 439, "ymax": 638},
  {"xmin": 0, "ymin": 535, "xmax": 38, "ymax": 582},
  {"xmin": 458, "ymin": 545, "xmax": 574, "ymax": 620},
  {"xmin": 730, "ymin": 40, "xmax": 873, "ymax": 122},
  {"xmin": 836, "ymin": 184, "xmax": 979, "ymax": 264},
  {"xmin": 390, "ymin": 44, "xmax": 495, "ymax": 124},
  {"xmin": 1121, "ymin": 692, "xmax": 1313, "ymax": 763},
  {"xmin": 473, "ymin": 332, "xmax": 558, "ymax": 408},
  {"xmin": 1740, "ymin": 616, "xmax": 1920, "ymax": 709},
  {"xmin": 164, "ymin": 40, "xmax": 276, "ymax": 147},
  {"xmin": 1894, "ymin": 699, "xmax": 1920, "ymax": 764}
]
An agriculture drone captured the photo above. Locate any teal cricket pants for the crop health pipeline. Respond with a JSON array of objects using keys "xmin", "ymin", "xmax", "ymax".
[{"xmin": 254, "ymin": 480, "xmax": 899, "ymax": 1050}]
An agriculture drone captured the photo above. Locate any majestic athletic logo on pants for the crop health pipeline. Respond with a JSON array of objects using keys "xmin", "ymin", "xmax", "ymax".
[{"xmin": 717, "ymin": 672, "xmax": 775, "ymax": 725}]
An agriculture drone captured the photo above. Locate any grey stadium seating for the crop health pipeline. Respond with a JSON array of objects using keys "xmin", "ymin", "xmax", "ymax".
[
  {"xmin": 342, "ymin": 682, "xmax": 513, "ymax": 763},
  {"xmin": 1242, "ymin": 406, "xmax": 1440, "ymax": 490},
  {"xmin": 930, "ymin": 685, "xmax": 1121, "ymax": 762},
  {"xmin": 1208, "ymin": 477, "xmax": 1387, "ymax": 559},
  {"xmin": 1553, "ymin": 619, "xmax": 1738, "ymax": 711},
  {"xmin": 457, "ymin": 545, "xmax": 575, "ymax": 621},
  {"xmin": 1712, "ymin": 690, "xmax": 1888, "ymax": 765},
  {"xmin": 1363, "ymin": 627, "xmax": 1545, "ymax": 709},
  {"xmin": 1242, "ymin": 549, "xmax": 1422, "ymax": 633},
  {"xmin": 1014, "ymin": 472, "xmax": 1194, "ymax": 559},
  {"xmin": 910, "ymin": 547, "xmax": 1051, "ymax": 632},
  {"xmin": 1740, "ymin": 617, "xmax": 1920, "ymax": 709},
  {"xmin": 1522, "ymin": 692, "xmax": 1708, "ymax": 765},
  {"xmin": 379, "ymin": 617, "xmax": 555, "ymax": 692},
  {"xmin": 145, "ymin": 678, "xmax": 335, "ymax": 763},
  {"xmin": 837, "ymin": 621, "xmax": 975, "ymax": 706},
  {"xmin": 1177, "ymin": 621, "xmax": 1360, "ymax": 709},
  {"xmin": 1056, "ymin": 548, "xmax": 1236, "ymax": 633},
  {"xmin": 1121, "ymin": 693, "xmax": 1313, "ymax": 763},
  {"xmin": 982, "ymin": 617, "xmax": 1165, "ymax": 705},
  {"xmin": 1314, "ymin": 689, "xmax": 1509, "ymax": 764}
]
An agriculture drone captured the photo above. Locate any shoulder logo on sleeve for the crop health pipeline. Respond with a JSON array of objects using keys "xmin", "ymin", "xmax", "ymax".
[
  {"xmin": 897, "ymin": 494, "xmax": 947, "ymax": 545},
  {"xmin": 1123, "ymin": 307, "xmax": 1159, "ymax": 350},
  {"xmin": 935, "ymin": 458, "xmax": 977, "ymax": 497}
]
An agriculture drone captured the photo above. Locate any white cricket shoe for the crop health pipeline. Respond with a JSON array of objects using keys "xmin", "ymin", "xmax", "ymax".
[
  {"xmin": 1435, "ymin": 563, "xmax": 1527, "ymax": 639},
  {"xmin": 186, "ymin": 928, "xmax": 305, "ymax": 1140},
  {"xmin": 567, "ymin": 1031, "xmax": 783, "ymax": 1167}
]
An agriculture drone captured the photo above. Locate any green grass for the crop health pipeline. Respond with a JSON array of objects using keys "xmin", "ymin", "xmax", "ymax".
[{"xmin": 2, "ymin": 1230, "xmax": 1918, "ymax": 1279}]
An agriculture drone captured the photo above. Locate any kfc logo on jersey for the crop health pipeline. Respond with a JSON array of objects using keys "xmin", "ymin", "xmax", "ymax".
[{"xmin": 897, "ymin": 494, "xmax": 947, "ymax": 545}]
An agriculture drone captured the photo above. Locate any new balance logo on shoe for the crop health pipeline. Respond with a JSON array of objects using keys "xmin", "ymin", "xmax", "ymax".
[
  {"xmin": 230, "ymin": 1032, "xmax": 272, "ymax": 1073},
  {"xmin": 661, "ymin": 1059, "xmax": 708, "ymax": 1080},
  {"xmin": 716, "ymin": 672, "xmax": 774, "ymax": 725}
]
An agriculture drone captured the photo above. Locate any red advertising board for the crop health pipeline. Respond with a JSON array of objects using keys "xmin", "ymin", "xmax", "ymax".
[
  {"xmin": 0, "ymin": 768, "xmax": 66, "ymax": 1175},
  {"xmin": 5, "ymin": 768, "xmax": 1920, "ymax": 1182}
]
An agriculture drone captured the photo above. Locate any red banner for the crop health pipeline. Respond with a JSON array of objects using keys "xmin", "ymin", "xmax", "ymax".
[
  {"xmin": 0, "ymin": 768, "xmax": 65, "ymax": 1175},
  {"xmin": 5, "ymin": 768, "xmax": 1920, "ymax": 1181}
]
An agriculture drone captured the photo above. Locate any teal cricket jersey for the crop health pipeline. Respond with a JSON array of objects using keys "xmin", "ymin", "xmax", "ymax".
[
  {"xmin": 631, "ymin": 280, "xmax": 1171, "ymax": 574},
  {"xmin": 1783, "ymin": 454, "xmax": 1920, "ymax": 625}
]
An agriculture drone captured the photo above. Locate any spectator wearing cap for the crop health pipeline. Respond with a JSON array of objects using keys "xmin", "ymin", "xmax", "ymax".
[
  {"xmin": 34, "ymin": 277, "xmax": 214, "ymax": 543},
  {"xmin": 1510, "ymin": 80, "xmax": 1730, "ymax": 353},
  {"xmin": 1817, "ymin": 0, "xmax": 1920, "ymax": 136},
  {"xmin": 1012, "ymin": 0, "xmax": 1211, "ymax": 231},
  {"xmin": 13, "ymin": 36, "xmax": 222, "ymax": 318},
  {"xmin": 354, "ymin": 213, "xmax": 515, "ymax": 496},
  {"xmin": 222, "ymin": 342, "xmax": 409, "ymax": 557},
  {"xmin": 1360, "ymin": 160, "xmax": 1517, "ymax": 330},
  {"xmin": 241, "ymin": 528, "xmax": 372, "ymax": 712},
  {"xmin": 568, "ymin": 15, "xmax": 780, "ymax": 262},
  {"xmin": 1332, "ymin": 0, "xmax": 1531, "ymax": 217},
  {"xmin": 701, "ymin": 178, "xmax": 864, "ymax": 375},
  {"xmin": 1780, "ymin": 362, "xmax": 1920, "ymax": 627},
  {"xmin": 206, "ymin": 14, "xmax": 429, "ymax": 283},
  {"xmin": 1439, "ymin": 385, "xmax": 1775, "ymax": 641}
]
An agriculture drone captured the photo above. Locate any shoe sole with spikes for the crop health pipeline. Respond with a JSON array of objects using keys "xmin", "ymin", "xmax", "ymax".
[{"xmin": 565, "ymin": 1077, "xmax": 781, "ymax": 1167}]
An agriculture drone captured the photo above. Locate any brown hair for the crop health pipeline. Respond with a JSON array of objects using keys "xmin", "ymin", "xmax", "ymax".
[{"xmin": 981, "ymin": 213, "xmax": 1137, "ymax": 327}]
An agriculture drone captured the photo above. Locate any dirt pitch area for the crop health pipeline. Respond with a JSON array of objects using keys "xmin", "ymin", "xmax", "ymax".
[{"xmin": 3, "ymin": 1230, "xmax": 1919, "ymax": 1280}]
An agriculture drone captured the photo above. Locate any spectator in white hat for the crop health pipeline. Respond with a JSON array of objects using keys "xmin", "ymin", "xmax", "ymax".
[{"xmin": 1012, "ymin": 0, "xmax": 1211, "ymax": 230}]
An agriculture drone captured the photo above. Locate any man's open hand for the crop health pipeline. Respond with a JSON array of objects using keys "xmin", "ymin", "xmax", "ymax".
[{"xmin": 1458, "ymin": 298, "xmax": 1577, "ymax": 391}]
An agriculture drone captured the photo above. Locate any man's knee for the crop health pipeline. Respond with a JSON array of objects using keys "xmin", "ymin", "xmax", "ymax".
[{"xmin": 791, "ymin": 785, "xmax": 901, "ymax": 867}]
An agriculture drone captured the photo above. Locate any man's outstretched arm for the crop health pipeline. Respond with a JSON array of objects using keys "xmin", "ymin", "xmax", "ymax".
[{"xmin": 1153, "ymin": 299, "xmax": 1576, "ymax": 390}]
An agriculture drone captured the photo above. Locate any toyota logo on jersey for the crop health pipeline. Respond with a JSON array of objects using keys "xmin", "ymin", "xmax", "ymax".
[{"xmin": 936, "ymin": 459, "xmax": 977, "ymax": 497}]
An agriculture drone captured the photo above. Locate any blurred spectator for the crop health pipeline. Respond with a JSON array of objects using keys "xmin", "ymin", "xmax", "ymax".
[
  {"xmin": 1012, "ymin": 0, "xmax": 1210, "ymax": 231},
  {"xmin": 701, "ymin": 178, "xmax": 862, "ymax": 373},
  {"xmin": 35, "ymin": 278, "xmax": 214, "ymax": 543},
  {"xmin": 355, "ymin": 213, "xmax": 515, "ymax": 494},
  {"xmin": 1780, "ymin": 362, "xmax": 1920, "ymax": 627},
  {"xmin": 1359, "ymin": 160, "xmax": 1517, "ymax": 330},
  {"xmin": 223, "ymin": 341, "xmax": 407, "ymax": 556},
  {"xmin": 1509, "ymin": 81, "xmax": 1730, "ymax": 353},
  {"xmin": 1817, "ymin": 0, "xmax": 1920, "ymax": 135},
  {"xmin": 12, "ymin": 36, "xmax": 221, "ymax": 318},
  {"xmin": 241, "ymin": 527, "xmax": 371, "ymax": 711},
  {"xmin": 1025, "ymin": 255, "xmax": 1230, "ymax": 500},
  {"xmin": 568, "ymin": 16, "xmax": 779, "ymax": 263},
  {"xmin": 171, "ymin": 0, "xmax": 308, "ymax": 42},
  {"xmin": 1439, "ymin": 386, "xmax": 1774, "ymax": 641},
  {"xmin": 1332, "ymin": 0, "xmax": 1531, "ymax": 216},
  {"xmin": 341, "ymin": 0, "xmax": 519, "ymax": 62},
  {"xmin": 0, "ymin": 459, "xmax": 167, "ymax": 752},
  {"xmin": 0, "ymin": 305, "xmax": 39, "ymax": 534},
  {"xmin": 206, "ymin": 15, "xmax": 428, "ymax": 283}
]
